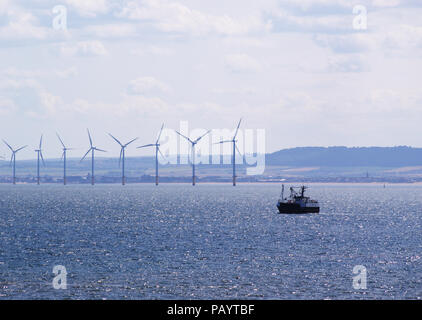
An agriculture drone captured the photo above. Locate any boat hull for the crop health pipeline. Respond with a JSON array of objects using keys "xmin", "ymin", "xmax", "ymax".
[{"xmin": 277, "ymin": 203, "xmax": 319, "ymax": 214}]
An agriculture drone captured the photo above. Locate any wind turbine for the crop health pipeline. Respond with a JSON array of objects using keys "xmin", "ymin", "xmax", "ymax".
[
  {"xmin": 137, "ymin": 123, "xmax": 165, "ymax": 186},
  {"xmin": 175, "ymin": 129, "xmax": 211, "ymax": 186},
  {"xmin": 81, "ymin": 129, "xmax": 106, "ymax": 185},
  {"xmin": 215, "ymin": 119, "xmax": 242, "ymax": 186},
  {"xmin": 3, "ymin": 140, "xmax": 27, "ymax": 185},
  {"xmin": 34, "ymin": 135, "xmax": 45, "ymax": 185},
  {"xmin": 57, "ymin": 133, "xmax": 72, "ymax": 185},
  {"xmin": 108, "ymin": 133, "xmax": 138, "ymax": 185}
]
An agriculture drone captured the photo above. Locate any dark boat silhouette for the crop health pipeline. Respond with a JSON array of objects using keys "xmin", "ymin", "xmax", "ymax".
[{"xmin": 277, "ymin": 185, "xmax": 319, "ymax": 214}]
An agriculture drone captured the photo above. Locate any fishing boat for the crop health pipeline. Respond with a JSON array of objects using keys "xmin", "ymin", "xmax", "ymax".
[{"xmin": 277, "ymin": 185, "xmax": 319, "ymax": 214}]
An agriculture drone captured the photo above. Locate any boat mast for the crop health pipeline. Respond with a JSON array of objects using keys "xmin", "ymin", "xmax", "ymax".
[{"xmin": 280, "ymin": 184, "xmax": 284, "ymax": 201}]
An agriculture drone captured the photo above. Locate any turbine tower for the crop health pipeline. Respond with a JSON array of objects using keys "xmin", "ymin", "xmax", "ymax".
[
  {"xmin": 3, "ymin": 140, "xmax": 27, "ymax": 185},
  {"xmin": 34, "ymin": 135, "xmax": 45, "ymax": 185},
  {"xmin": 137, "ymin": 123, "xmax": 165, "ymax": 186},
  {"xmin": 108, "ymin": 133, "xmax": 138, "ymax": 185},
  {"xmin": 57, "ymin": 133, "xmax": 72, "ymax": 185},
  {"xmin": 175, "ymin": 129, "xmax": 211, "ymax": 186},
  {"xmin": 81, "ymin": 129, "xmax": 106, "ymax": 185},
  {"xmin": 216, "ymin": 119, "xmax": 242, "ymax": 186}
]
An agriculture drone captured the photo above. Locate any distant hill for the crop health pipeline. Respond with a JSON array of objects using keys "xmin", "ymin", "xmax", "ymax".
[{"xmin": 267, "ymin": 146, "xmax": 422, "ymax": 167}]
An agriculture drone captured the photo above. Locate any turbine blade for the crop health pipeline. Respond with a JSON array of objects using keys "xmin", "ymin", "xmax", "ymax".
[
  {"xmin": 157, "ymin": 147, "xmax": 166, "ymax": 161},
  {"xmin": 9, "ymin": 154, "xmax": 13, "ymax": 167},
  {"xmin": 235, "ymin": 143, "xmax": 242, "ymax": 156},
  {"xmin": 3, "ymin": 140, "xmax": 13, "ymax": 152},
  {"xmin": 87, "ymin": 129, "xmax": 93, "ymax": 147},
  {"xmin": 108, "ymin": 133, "xmax": 122, "ymax": 146},
  {"xmin": 95, "ymin": 148, "xmax": 106, "ymax": 152},
  {"xmin": 194, "ymin": 129, "xmax": 211, "ymax": 143},
  {"xmin": 214, "ymin": 140, "xmax": 231, "ymax": 144},
  {"xmin": 233, "ymin": 118, "xmax": 242, "ymax": 139},
  {"xmin": 175, "ymin": 130, "xmax": 193, "ymax": 144},
  {"xmin": 80, "ymin": 149, "xmax": 91, "ymax": 162},
  {"xmin": 156, "ymin": 123, "xmax": 164, "ymax": 144},
  {"xmin": 39, "ymin": 134, "xmax": 43, "ymax": 149},
  {"xmin": 40, "ymin": 151, "xmax": 45, "ymax": 166},
  {"xmin": 137, "ymin": 144, "xmax": 155, "ymax": 149},
  {"xmin": 56, "ymin": 132, "xmax": 65, "ymax": 148},
  {"xmin": 15, "ymin": 145, "xmax": 27, "ymax": 152},
  {"xmin": 186, "ymin": 143, "xmax": 192, "ymax": 163},
  {"xmin": 61, "ymin": 151, "xmax": 64, "ymax": 161},
  {"xmin": 119, "ymin": 148, "xmax": 122, "ymax": 168},
  {"xmin": 124, "ymin": 137, "xmax": 138, "ymax": 147}
]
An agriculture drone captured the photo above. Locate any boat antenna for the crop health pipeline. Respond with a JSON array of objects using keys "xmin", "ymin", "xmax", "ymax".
[{"xmin": 282, "ymin": 184, "xmax": 284, "ymax": 201}]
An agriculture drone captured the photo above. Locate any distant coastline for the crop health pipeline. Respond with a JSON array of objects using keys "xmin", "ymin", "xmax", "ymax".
[{"xmin": 1, "ymin": 146, "xmax": 422, "ymax": 184}]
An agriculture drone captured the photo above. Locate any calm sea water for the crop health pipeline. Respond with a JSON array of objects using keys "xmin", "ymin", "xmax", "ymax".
[{"xmin": 0, "ymin": 184, "xmax": 421, "ymax": 299}]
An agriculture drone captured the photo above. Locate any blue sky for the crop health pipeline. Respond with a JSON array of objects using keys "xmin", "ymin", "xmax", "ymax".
[{"xmin": 1, "ymin": 0, "xmax": 422, "ymax": 159}]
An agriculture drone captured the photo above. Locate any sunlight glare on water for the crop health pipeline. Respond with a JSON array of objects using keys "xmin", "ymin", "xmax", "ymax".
[{"xmin": 0, "ymin": 184, "xmax": 421, "ymax": 299}]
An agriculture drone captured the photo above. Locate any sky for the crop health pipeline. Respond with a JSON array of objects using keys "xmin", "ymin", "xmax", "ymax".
[{"xmin": 0, "ymin": 0, "xmax": 422, "ymax": 160}]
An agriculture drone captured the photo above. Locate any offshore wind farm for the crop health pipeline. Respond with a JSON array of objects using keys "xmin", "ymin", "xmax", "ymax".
[
  {"xmin": 0, "ymin": 139, "xmax": 422, "ymax": 184},
  {"xmin": 1, "ymin": 121, "xmax": 422, "ymax": 186},
  {"xmin": 0, "ymin": 122, "xmax": 254, "ymax": 186}
]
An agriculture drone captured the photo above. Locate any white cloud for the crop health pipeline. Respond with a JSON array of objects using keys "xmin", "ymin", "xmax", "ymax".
[
  {"xmin": 1, "ymin": 66, "xmax": 78, "ymax": 80},
  {"xmin": 0, "ymin": 76, "xmax": 61, "ymax": 118},
  {"xmin": 382, "ymin": 25, "xmax": 422, "ymax": 51},
  {"xmin": 84, "ymin": 23, "xmax": 138, "ymax": 38},
  {"xmin": 0, "ymin": 0, "xmax": 11, "ymax": 15},
  {"xmin": 38, "ymin": 91, "xmax": 63, "ymax": 116},
  {"xmin": 327, "ymin": 54, "xmax": 369, "ymax": 72},
  {"xmin": 2, "ymin": 67, "xmax": 44, "ymax": 79},
  {"xmin": 0, "ymin": 76, "xmax": 41, "ymax": 90},
  {"xmin": 58, "ymin": 41, "xmax": 108, "ymax": 57},
  {"xmin": 58, "ymin": 95, "xmax": 170, "ymax": 117},
  {"xmin": 277, "ymin": 0, "xmax": 418, "ymax": 13},
  {"xmin": 118, "ymin": 0, "xmax": 269, "ymax": 36},
  {"xmin": 0, "ymin": 10, "xmax": 49, "ymax": 41},
  {"xmin": 278, "ymin": 0, "xmax": 351, "ymax": 12},
  {"xmin": 270, "ymin": 7, "xmax": 352, "ymax": 33},
  {"xmin": 64, "ymin": 0, "xmax": 110, "ymax": 17},
  {"xmin": 367, "ymin": 89, "xmax": 422, "ymax": 115},
  {"xmin": 0, "ymin": 97, "xmax": 16, "ymax": 115},
  {"xmin": 128, "ymin": 77, "xmax": 171, "ymax": 95},
  {"xmin": 130, "ymin": 45, "xmax": 174, "ymax": 56},
  {"xmin": 371, "ymin": 0, "xmax": 401, "ymax": 8},
  {"xmin": 55, "ymin": 67, "xmax": 79, "ymax": 79},
  {"xmin": 313, "ymin": 33, "xmax": 373, "ymax": 53},
  {"xmin": 225, "ymin": 54, "xmax": 262, "ymax": 73},
  {"xmin": 2, "ymin": 0, "xmax": 422, "ymax": 153},
  {"xmin": 313, "ymin": 24, "xmax": 422, "ymax": 55}
]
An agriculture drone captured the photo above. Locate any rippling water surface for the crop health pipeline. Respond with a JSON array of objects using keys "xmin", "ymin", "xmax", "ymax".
[{"xmin": 0, "ymin": 184, "xmax": 421, "ymax": 299}]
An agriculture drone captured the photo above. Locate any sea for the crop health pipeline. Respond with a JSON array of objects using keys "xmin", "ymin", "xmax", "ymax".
[{"xmin": 0, "ymin": 184, "xmax": 421, "ymax": 299}]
